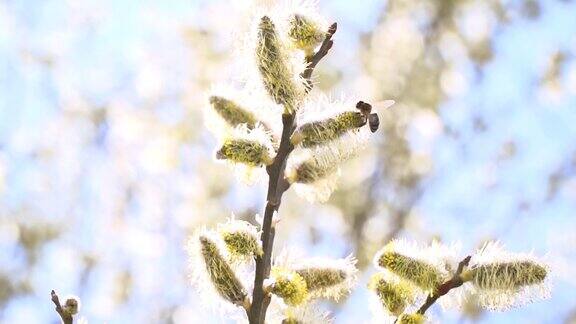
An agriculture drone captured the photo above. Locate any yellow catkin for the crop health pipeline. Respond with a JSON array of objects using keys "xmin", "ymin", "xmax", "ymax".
[
  {"xmin": 270, "ymin": 267, "xmax": 308, "ymax": 306},
  {"xmin": 378, "ymin": 251, "xmax": 443, "ymax": 291},
  {"xmin": 397, "ymin": 313, "xmax": 425, "ymax": 324},
  {"xmin": 222, "ymin": 231, "xmax": 263, "ymax": 257},
  {"xmin": 368, "ymin": 273, "xmax": 414, "ymax": 316},
  {"xmin": 216, "ymin": 139, "xmax": 272, "ymax": 166},
  {"xmin": 256, "ymin": 16, "xmax": 301, "ymax": 113},
  {"xmin": 288, "ymin": 14, "xmax": 325, "ymax": 55},
  {"xmin": 296, "ymin": 267, "xmax": 346, "ymax": 292},
  {"xmin": 282, "ymin": 318, "xmax": 300, "ymax": 324},
  {"xmin": 199, "ymin": 236, "xmax": 247, "ymax": 306},
  {"xmin": 471, "ymin": 261, "xmax": 547, "ymax": 290},
  {"xmin": 287, "ymin": 154, "xmax": 338, "ymax": 184},
  {"xmin": 292, "ymin": 111, "xmax": 366, "ymax": 147},
  {"xmin": 209, "ymin": 96, "xmax": 257, "ymax": 128},
  {"xmin": 63, "ymin": 297, "xmax": 80, "ymax": 316}
]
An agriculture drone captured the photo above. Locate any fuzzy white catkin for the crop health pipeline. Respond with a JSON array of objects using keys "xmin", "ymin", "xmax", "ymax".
[
  {"xmin": 285, "ymin": 95, "xmax": 376, "ymax": 202},
  {"xmin": 288, "ymin": 13, "xmax": 326, "ymax": 55},
  {"xmin": 256, "ymin": 15, "xmax": 303, "ymax": 113},
  {"xmin": 282, "ymin": 304, "xmax": 333, "ymax": 324},
  {"xmin": 368, "ymin": 272, "xmax": 415, "ymax": 316},
  {"xmin": 215, "ymin": 124, "xmax": 276, "ymax": 185},
  {"xmin": 187, "ymin": 229, "xmax": 250, "ymax": 314},
  {"xmin": 218, "ymin": 215, "xmax": 263, "ymax": 260},
  {"xmin": 291, "ymin": 256, "xmax": 358, "ymax": 301},
  {"xmin": 464, "ymin": 241, "xmax": 551, "ymax": 311},
  {"xmin": 373, "ymin": 240, "xmax": 452, "ymax": 292},
  {"xmin": 63, "ymin": 295, "xmax": 81, "ymax": 316}
]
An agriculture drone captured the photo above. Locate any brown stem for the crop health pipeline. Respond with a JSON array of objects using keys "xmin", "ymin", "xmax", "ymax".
[
  {"xmin": 51, "ymin": 290, "xmax": 73, "ymax": 324},
  {"xmin": 249, "ymin": 114, "xmax": 295, "ymax": 324},
  {"xmin": 416, "ymin": 256, "xmax": 472, "ymax": 315},
  {"xmin": 248, "ymin": 22, "xmax": 338, "ymax": 324},
  {"xmin": 302, "ymin": 22, "xmax": 337, "ymax": 92}
]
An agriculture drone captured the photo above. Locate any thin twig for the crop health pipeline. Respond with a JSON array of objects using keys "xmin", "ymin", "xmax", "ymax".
[
  {"xmin": 248, "ymin": 22, "xmax": 338, "ymax": 324},
  {"xmin": 301, "ymin": 22, "xmax": 337, "ymax": 92},
  {"xmin": 51, "ymin": 290, "xmax": 73, "ymax": 324},
  {"xmin": 416, "ymin": 256, "xmax": 472, "ymax": 315}
]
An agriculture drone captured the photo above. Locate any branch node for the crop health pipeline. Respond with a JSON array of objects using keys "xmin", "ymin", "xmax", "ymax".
[{"xmin": 415, "ymin": 256, "xmax": 472, "ymax": 315}]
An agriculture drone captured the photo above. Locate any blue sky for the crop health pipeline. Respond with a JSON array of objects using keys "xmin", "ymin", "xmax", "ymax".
[{"xmin": 1, "ymin": 0, "xmax": 575, "ymax": 323}]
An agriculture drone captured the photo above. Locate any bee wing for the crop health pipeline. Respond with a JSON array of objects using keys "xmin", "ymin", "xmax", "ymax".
[{"xmin": 372, "ymin": 100, "xmax": 395, "ymax": 110}]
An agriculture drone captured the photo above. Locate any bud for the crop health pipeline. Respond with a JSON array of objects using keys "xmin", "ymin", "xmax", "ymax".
[
  {"xmin": 291, "ymin": 111, "xmax": 366, "ymax": 148},
  {"xmin": 218, "ymin": 217, "xmax": 263, "ymax": 259},
  {"xmin": 63, "ymin": 295, "xmax": 81, "ymax": 316},
  {"xmin": 256, "ymin": 16, "xmax": 302, "ymax": 113},
  {"xmin": 268, "ymin": 267, "xmax": 308, "ymax": 306},
  {"xmin": 198, "ymin": 235, "xmax": 248, "ymax": 306},
  {"xmin": 288, "ymin": 14, "xmax": 325, "ymax": 55},
  {"xmin": 368, "ymin": 273, "xmax": 414, "ymax": 316},
  {"xmin": 209, "ymin": 96, "xmax": 257, "ymax": 129},
  {"xmin": 292, "ymin": 256, "xmax": 358, "ymax": 301},
  {"xmin": 397, "ymin": 313, "xmax": 425, "ymax": 324},
  {"xmin": 216, "ymin": 138, "xmax": 274, "ymax": 166},
  {"xmin": 374, "ymin": 241, "xmax": 445, "ymax": 291}
]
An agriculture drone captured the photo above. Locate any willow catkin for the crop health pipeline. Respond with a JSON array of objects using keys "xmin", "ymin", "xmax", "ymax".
[
  {"xmin": 377, "ymin": 250, "xmax": 443, "ymax": 291},
  {"xmin": 291, "ymin": 111, "xmax": 366, "ymax": 147},
  {"xmin": 216, "ymin": 138, "xmax": 273, "ymax": 166},
  {"xmin": 288, "ymin": 14, "xmax": 325, "ymax": 55},
  {"xmin": 209, "ymin": 96, "xmax": 257, "ymax": 129},
  {"xmin": 269, "ymin": 267, "xmax": 308, "ymax": 306},
  {"xmin": 397, "ymin": 313, "xmax": 425, "ymax": 324},
  {"xmin": 256, "ymin": 16, "xmax": 301, "ymax": 113},
  {"xmin": 368, "ymin": 273, "xmax": 414, "ymax": 316},
  {"xmin": 199, "ymin": 236, "xmax": 247, "ymax": 306},
  {"xmin": 470, "ymin": 261, "xmax": 547, "ymax": 290}
]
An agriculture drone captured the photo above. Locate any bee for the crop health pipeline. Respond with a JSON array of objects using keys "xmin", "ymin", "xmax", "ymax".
[
  {"xmin": 355, "ymin": 100, "xmax": 372, "ymax": 115},
  {"xmin": 355, "ymin": 100, "xmax": 394, "ymax": 133},
  {"xmin": 368, "ymin": 113, "xmax": 379, "ymax": 133}
]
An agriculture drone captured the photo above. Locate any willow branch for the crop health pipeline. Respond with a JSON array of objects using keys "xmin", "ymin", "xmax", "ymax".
[
  {"xmin": 249, "ymin": 114, "xmax": 295, "ymax": 324},
  {"xmin": 302, "ymin": 22, "xmax": 337, "ymax": 92},
  {"xmin": 51, "ymin": 290, "xmax": 73, "ymax": 324},
  {"xmin": 416, "ymin": 256, "xmax": 472, "ymax": 315},
  {"xmin": 248, "ymin": 22, "xmax": 338, "ymax": 324}
]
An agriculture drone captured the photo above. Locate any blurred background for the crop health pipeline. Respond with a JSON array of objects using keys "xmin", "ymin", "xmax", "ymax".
[{"xmin": 1, "ymin": 0, "xmax": 576, "ymax": 323}]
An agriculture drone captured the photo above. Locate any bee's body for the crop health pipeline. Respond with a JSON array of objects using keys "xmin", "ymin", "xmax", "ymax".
[{"xmin": 355, "ymin": 100, "xmax": 393, "ymax": 133}]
